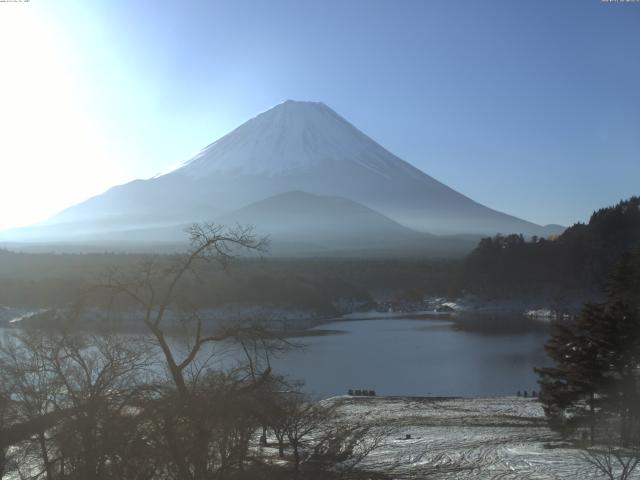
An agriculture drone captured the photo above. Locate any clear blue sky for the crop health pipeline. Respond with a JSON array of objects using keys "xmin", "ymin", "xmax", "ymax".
[{"xmin": 1, "ymin": 0, "xmax": 638, "ymax": 228}]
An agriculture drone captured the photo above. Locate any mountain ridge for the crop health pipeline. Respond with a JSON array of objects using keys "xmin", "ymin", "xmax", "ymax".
[{"xmin": 0, "ymin": 100, "xmax": 564, "ymax": 250}]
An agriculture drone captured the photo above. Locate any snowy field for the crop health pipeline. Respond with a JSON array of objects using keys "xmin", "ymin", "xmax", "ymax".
[{"xmin": 325, "ymin": 396, "xmax": 637, "ymax": 479}]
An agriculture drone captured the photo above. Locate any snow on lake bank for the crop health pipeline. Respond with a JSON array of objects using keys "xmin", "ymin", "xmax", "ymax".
[{"xmin": 326, "ymin": 396, "xmax": 633, "ymax": 479}]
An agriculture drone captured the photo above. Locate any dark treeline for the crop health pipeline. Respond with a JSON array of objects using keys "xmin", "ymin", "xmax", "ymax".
[
  {"xmin": 456, "ymin": 197, "xmax": 640, "ymax": 303},
  {"xmin": 0, "ymin": 250, "xmax": 457, "ymax": 315}
]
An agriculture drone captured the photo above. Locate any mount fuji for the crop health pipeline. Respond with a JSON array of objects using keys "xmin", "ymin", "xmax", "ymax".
[{"xmin": 2, "ymin": 100, "xmax": 562, "ymax": 254}]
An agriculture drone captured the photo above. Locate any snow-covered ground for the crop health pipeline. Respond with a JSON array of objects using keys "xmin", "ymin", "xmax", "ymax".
[{"xmin": 326, "ymin": 396, "xmax": 637, "ymax": 479}]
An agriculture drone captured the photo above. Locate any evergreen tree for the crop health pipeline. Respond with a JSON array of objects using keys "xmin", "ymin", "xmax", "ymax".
[
  {"xmin": 536, "ymin": 248, "xmax": 640, "ymax": 445},
  {"xmin": 598, "ymin": 250, "xmax": 640, "ymax": 445},
  {"xmin": 536, "ymin": 303, "xmax": 607, "ymax": 443}
]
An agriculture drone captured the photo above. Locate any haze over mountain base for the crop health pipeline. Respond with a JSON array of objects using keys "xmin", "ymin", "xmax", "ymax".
[{"xmin": 0, "ymin": 100, "xmax": 563, "ymax": 255}]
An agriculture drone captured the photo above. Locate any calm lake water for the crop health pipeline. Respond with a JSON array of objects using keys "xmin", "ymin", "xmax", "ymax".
[
  {"xmin": 0, "ymin": 313, "xmax": 551, "ymax": 399},
  {"xmin": 270, "ymin": 316, "xmax": 550, "ymax": 398}
]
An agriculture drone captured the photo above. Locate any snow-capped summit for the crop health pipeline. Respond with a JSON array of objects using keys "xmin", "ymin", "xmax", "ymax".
[
  {"xmin": 178, "ymin": 100, "xmax": 420, "ymax": 180},
  {"xmin": 0, "ymin": 100, "xmax": 564, "ymax": 251}
]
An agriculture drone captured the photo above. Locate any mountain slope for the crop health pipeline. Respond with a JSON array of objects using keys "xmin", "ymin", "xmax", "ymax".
[
  {"xmin": 217, "ymin": 191, "xmax": 475, "ymax": 255},
  {"xmin": 2, "ymin": 100, "xmax": 562, "ymax": 246},
  {"xmin": 1, "ymin": 191, "xmax": 478, "ymax": 256}
]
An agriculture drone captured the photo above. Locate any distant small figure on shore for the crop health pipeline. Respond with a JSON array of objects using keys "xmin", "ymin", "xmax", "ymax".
[
  {"xmin": 523, "ymin": 391, "xmax": 528, "ymax": 398},
  {"xmin": 517, "ymin": 391, "xmax": 521, "ymax": 397},
  {"xmin": 531, "ymin": 390, "xmax": 537, "ymax": 397}
]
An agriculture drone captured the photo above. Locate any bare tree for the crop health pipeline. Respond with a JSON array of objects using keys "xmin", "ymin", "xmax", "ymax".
[
  {"xmin": 96, "ymin": 223, "xmax": 268, "ymax": 398},
  {"xmin": 582, "ymin": 446, "xmax": 640, "ymax": 480},
  {"xmin": 0, "ymin": 385, "xmax": 12, "ymax": 479},
  {"xmin": 50, "ymin": 333, "xmax": 152, "ymax": 478},
  {"xmin": 92, "ymin": 223, "xmax": 291, "ymax": 479},
  {"xmin": 313, "ymin": 422, "xmax": 396, "ymax": 476},
  {"xmin": 0, "ymin": 331, "xmax": 60, "ymax": 480},
  {"xmin": 0, "ymin": 328, "xmax": 153, "ymax": 480},
  {"xmin": 279, "ymin": 395, "xmax": 336, "ymax": 476}
]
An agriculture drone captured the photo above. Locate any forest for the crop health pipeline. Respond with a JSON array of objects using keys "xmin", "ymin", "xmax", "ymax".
[
  {"xmin": 0, "ymin": 250, "xmax": 456, "ymax": 321},
  {"xmin": 455, "ymin": 197, "xmax": 640, "ymax": 304}
]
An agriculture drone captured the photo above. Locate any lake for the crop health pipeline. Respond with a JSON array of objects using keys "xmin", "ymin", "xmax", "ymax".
[
  {"xmin": 270, "ymin": 315, "xmax": 550, "ymax": 398},
  {"xmin": 0, "ymin": 312, "xmax": 551, "ymax": 399}
]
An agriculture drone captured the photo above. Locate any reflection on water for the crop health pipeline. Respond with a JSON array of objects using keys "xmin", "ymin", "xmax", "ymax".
[{"xmin": 270, "ymin": 316, "xmax": 550, "ymax": 398}]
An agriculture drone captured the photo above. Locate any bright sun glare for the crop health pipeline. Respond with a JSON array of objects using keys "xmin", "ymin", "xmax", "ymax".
[{"xmin": 0, "ymin": 4, "xmax": 126, "ymax": 231}]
